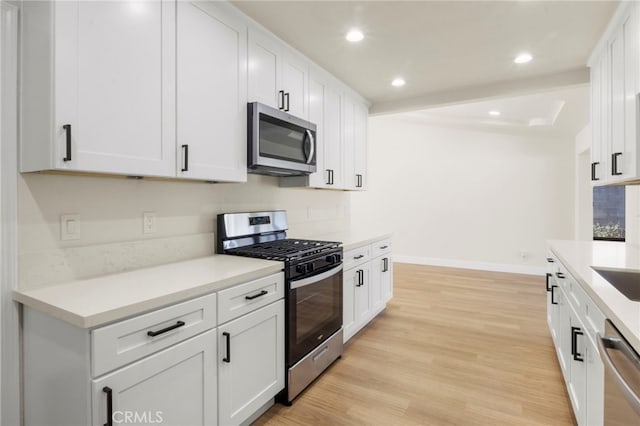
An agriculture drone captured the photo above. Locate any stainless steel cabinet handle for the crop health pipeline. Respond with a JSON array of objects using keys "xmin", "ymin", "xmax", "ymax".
[{"xmin": 597, "ymin": 334, "xmax": 640, "ymax": 416}]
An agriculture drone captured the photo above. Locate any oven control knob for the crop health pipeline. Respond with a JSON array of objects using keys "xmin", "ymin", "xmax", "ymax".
[
  {"xmin": 306, "ymin": 263, "xmax": 315, "ymax": 273},
  {"xmin": 296, "ymin": 264, "xmax": 306, "ymax": 274},
  {"xmin": 326, "ymin": 255, "xmax": 336, "ymax": 264}
]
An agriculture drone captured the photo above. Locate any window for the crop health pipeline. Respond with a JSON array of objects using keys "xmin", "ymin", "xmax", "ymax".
[{"xmin": 593, "ymin": 186, "xmax": 625, "ymax": 241}]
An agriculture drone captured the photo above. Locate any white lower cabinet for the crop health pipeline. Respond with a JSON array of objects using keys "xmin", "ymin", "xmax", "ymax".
[
  {"xmin": 546, "ymin": 250, "xmax": 604, "ymax": 426},
  {"xmin": 343, "ymin": 238, "xmax": 393, "ymax": 343},
  {"xmin": 217, "ymin": 300, "xmax": 284, "ymax": 426},
  {"xmin": 92, "ymin": 330, "xmax": 216, "ymax": 426},
  {"xmin": 23, "ymin": 272, "xmax": 286, "ymax": 426}
]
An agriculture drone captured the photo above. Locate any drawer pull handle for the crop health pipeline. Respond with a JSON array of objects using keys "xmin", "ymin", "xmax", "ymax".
[
  {"xmin": 556, "ymin": 272, "xmax": 565, "ymax": 279},
  {"xmin": 546, "ymin": 257, "xmax": 554, "ymax": 263},
  {"xmin": 379, "ymin": 245, "xmax": 389, "ymax": 249},
  {"xmin": 354, "ymin": 255, "xmax": 364, "ymax": 260},
  {"xmin": 223, "ymin": 332, "xmax": 231, "ymax": 363},
  {"xmin": 245, "ymin": 290, "xmax": 268, "ymax": 300},
  {"xmin": 103, "ymin": 386, "xmax": 113, "ymax": 426},
  {"xmin": 147, "ymin": 320, "xmax": 185, "ymax": 337}
]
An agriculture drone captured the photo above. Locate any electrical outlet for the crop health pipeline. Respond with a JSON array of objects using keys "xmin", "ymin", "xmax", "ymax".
[
  {"xmin": 60, "ymin": 214, "xmax": 80, "ymax": 241},
  {"xmin": 143, "ymin": 212, "xmax": 156, "ymax": 234}
]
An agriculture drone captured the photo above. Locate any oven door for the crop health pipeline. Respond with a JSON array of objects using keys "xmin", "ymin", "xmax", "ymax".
[{"xmin": 288, "ymin": 264, "xmax": 343, "ymax": 365}]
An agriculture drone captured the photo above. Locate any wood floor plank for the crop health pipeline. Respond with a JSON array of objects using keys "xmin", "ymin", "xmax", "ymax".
[{"xmin": 254, "ymin": 263, "xmax": 575, "ymax": 425}]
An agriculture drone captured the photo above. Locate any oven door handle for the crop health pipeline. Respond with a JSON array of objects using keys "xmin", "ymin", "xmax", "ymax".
[
  {"xmin": 290, "ymin": 264, "xmax": 343, "ymax": 290},
  {"xmin": 597, "ymin": 332, "xmax": 640, "ymax": 416}
]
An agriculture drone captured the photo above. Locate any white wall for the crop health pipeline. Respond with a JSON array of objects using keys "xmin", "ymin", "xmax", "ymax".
[
  {"xmin": 351, "ymin": 115, "xmax": 575, "ymax": 274},
  {"xmin": 18, "ymin": 173, "xmax": 350, "ymax": 290}
]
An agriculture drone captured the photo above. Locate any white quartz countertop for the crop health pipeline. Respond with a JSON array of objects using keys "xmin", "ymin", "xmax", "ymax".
[
  {"xmin": 292, "ymin": 229, "xmax": 392, "ymax": 251},
  {"xmin": 547, "ymin": 240, "xmax": 640, "ymax": 352},
  {"xmin": 13, "ymin": 255, "xmax": 283, "ymax": 329}
]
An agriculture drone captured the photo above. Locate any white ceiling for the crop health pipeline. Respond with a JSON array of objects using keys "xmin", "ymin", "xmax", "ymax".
[
  {"xmin": 398, "ymin": 85, "xmax": 590, "ymax": 138},
  {"xmin": 232, "ymin": 0, "xmax": 617, "ymax": 114}
]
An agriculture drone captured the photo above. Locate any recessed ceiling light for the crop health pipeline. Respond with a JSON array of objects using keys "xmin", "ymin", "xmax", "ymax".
[
  {"xmin": 489, "ymin": 110, "xmax": 501, "ymax": 116},
  {"xmin": 346, "ymin": 29, "xmax": 364, "ymax": 42},
  {"xmin": 514, "ymin": 53, "xmax": 533, "ymax": 64},
  {"xmin": 391, "ymin": 78, "xmax": 406, "ymax": 87}
]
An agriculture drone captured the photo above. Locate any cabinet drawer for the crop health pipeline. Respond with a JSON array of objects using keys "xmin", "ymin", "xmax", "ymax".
[
  {"xmin": 92, "ymin": 293, "xmax": 216, "ymax": 377},
  {"xmin": 546, "ymin": 251, "xmax": 559, "ymax": 274},
  {"xmin": 371, "ymin": 238, "xmax": 392, "ymax": 258},
  {"xmin": 217, "ymin": 272, "xmax": 284, "ymax": 324},
  {"xmin": 344, "ymin": 245, "xmax": 370, "ymax": 269}
]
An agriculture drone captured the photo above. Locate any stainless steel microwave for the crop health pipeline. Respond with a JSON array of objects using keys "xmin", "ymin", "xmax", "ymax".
[{"xmin": 248, "ymin": 102, "xmax": 317, "ymax": 176}]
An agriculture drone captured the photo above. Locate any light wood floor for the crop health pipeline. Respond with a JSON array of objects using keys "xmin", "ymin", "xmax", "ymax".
[{"xmin": 255, "ymin": 263, "xmax": 575, "ymax": 426}]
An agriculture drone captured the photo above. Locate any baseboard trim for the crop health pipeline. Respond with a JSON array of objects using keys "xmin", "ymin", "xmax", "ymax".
[{"xmin": 394, "ymin": 255, "xmax": 546, "ymax": 276}]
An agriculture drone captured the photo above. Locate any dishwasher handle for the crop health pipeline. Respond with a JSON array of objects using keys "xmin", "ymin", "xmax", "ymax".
[{"xmin": 597, "ymin": 333, "xmax": 640, "ymax": 416}]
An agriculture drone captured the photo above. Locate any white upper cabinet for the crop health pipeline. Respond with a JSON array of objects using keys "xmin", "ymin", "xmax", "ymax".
[
  {"xmin": 21, "ymin": 0, "xmax": 176, "ymax": 177},
  {"xmin": 341, "ymin": 93, "xmax": 368, "ymax": 191},
  {"xmin": 324, "ymin": 85, "xmax": 345, "ymax": 188},
  {"xmin": 590, "ymin": 53, "xmax": 607, "ymax": 183},
  {"xmin": 177, "ymin": 1, "xmax": 247, "ymax": 182},
  {"xmin": 248, "ymin": 27, "xmax": 309, "ymax": 119},
  {"xmin": 287, "ymin": 69, "xmax": 344, "ymax": 189},
  {"xmin": 354, "ymin": 102, "xmax": 368, "ymax": 190},
  {"xmin": 590, "ymin": 2, "xmax": 640, "ymax": 184}
]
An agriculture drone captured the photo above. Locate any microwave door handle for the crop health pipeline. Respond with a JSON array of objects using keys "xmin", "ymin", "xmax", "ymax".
[{"xmin": 305, "ymin": 130, "xmax": 315, "ymax": 165}]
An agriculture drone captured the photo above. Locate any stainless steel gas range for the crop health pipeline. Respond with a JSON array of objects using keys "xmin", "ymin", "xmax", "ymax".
[{"xmin": 217, "ymin": 211, "xmax": 343, "ymax": 404}]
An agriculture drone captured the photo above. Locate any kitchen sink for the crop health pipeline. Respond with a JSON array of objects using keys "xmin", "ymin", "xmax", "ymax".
[{"xmin": 592, "ymin": 267, "xmax": 640, "ymax": 301}]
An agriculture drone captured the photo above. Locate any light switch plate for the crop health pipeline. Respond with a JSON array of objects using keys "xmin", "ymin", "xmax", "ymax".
[
  {"xmin": 60, "ymin": 214, "xmax": 80, "ymax": 241},
  {"xmin": 143, "ymin": 212, "xmax": 156, "ymax": 234}
]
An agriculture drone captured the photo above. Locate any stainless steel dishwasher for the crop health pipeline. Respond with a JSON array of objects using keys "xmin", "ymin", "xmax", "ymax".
[{"xmin": 597, "ymin": 319, "xmax": 640, "ymax": 424}]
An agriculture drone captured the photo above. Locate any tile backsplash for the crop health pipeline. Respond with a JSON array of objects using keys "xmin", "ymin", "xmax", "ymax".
[{"xmin": 19, "ymin": 173, "xmax": 350, "ymax": 290}]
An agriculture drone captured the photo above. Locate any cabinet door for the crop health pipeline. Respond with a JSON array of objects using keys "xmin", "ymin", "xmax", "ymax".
[
  {"xmin": 91, "ymin": 330, "xmax": 216, "ymax": 426},
  {"xmin": 585, "ymin": 335, "xmax": 604, "ymax": 426},
  {"xmin": 324, "ymin": 86, "xmax": 344, "ymax": 188},
  {"xmin": 381, "ymin": 255, "xmax": 394, "ymax": 303},
  {"xmin": 591, "ymin": 52, "xmax": 609, "ymax": 184},
  {"xmin": 306, "ymin": 75, "xmax": 329, "ymax": 188},
  {"xmin": 342, "ymin": 96, "xmax": 357, "ymax": 190},
  {"xmin": 218, "ymin": 300, "xmax": 284, "ymax": 426},
  {"xmin": 248, "ymin": 29, "xmax": 281, "ymax": 109},
  {"xmin": 555, "ymin": 286, "xmax": 571, "ymax": 380},
  {"xmin": 567, "ymin": 313, "xmax": 587, "ymax": 426},
  {"xmin": 55, "ymin": 1, "xmax": 175, "ymax": 177},
  {"xmin": 343, "ymin": 267, "xmax": 358, "ymax": 342},
  {"xmin": 370, "ymin": 257, "xmax": 384, "ymax": 314},
  {"xmin": 622, "ymin": 9, "xmax": 639, "ymax": 180},
  {"xmin": 281, "ymin": 53, "xmax": 309, "ymax": 119},
  {"xmin": 355, "ymin": 264, "xmax": 372, "ymax": 326},
  {"xmin": 176, "ymin": 1, "xmax": 247, "ymax": 182},
  {"xmin": 353, "ymin": 102, "xmax": 368, "ymax": 190},
  {"xmin": 609, "ymin": 26, "xmax": 624, "ymax": 181},
  {"xmin": 608, "ymin": 9, "xmax": 638, "ymax": 183}
]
